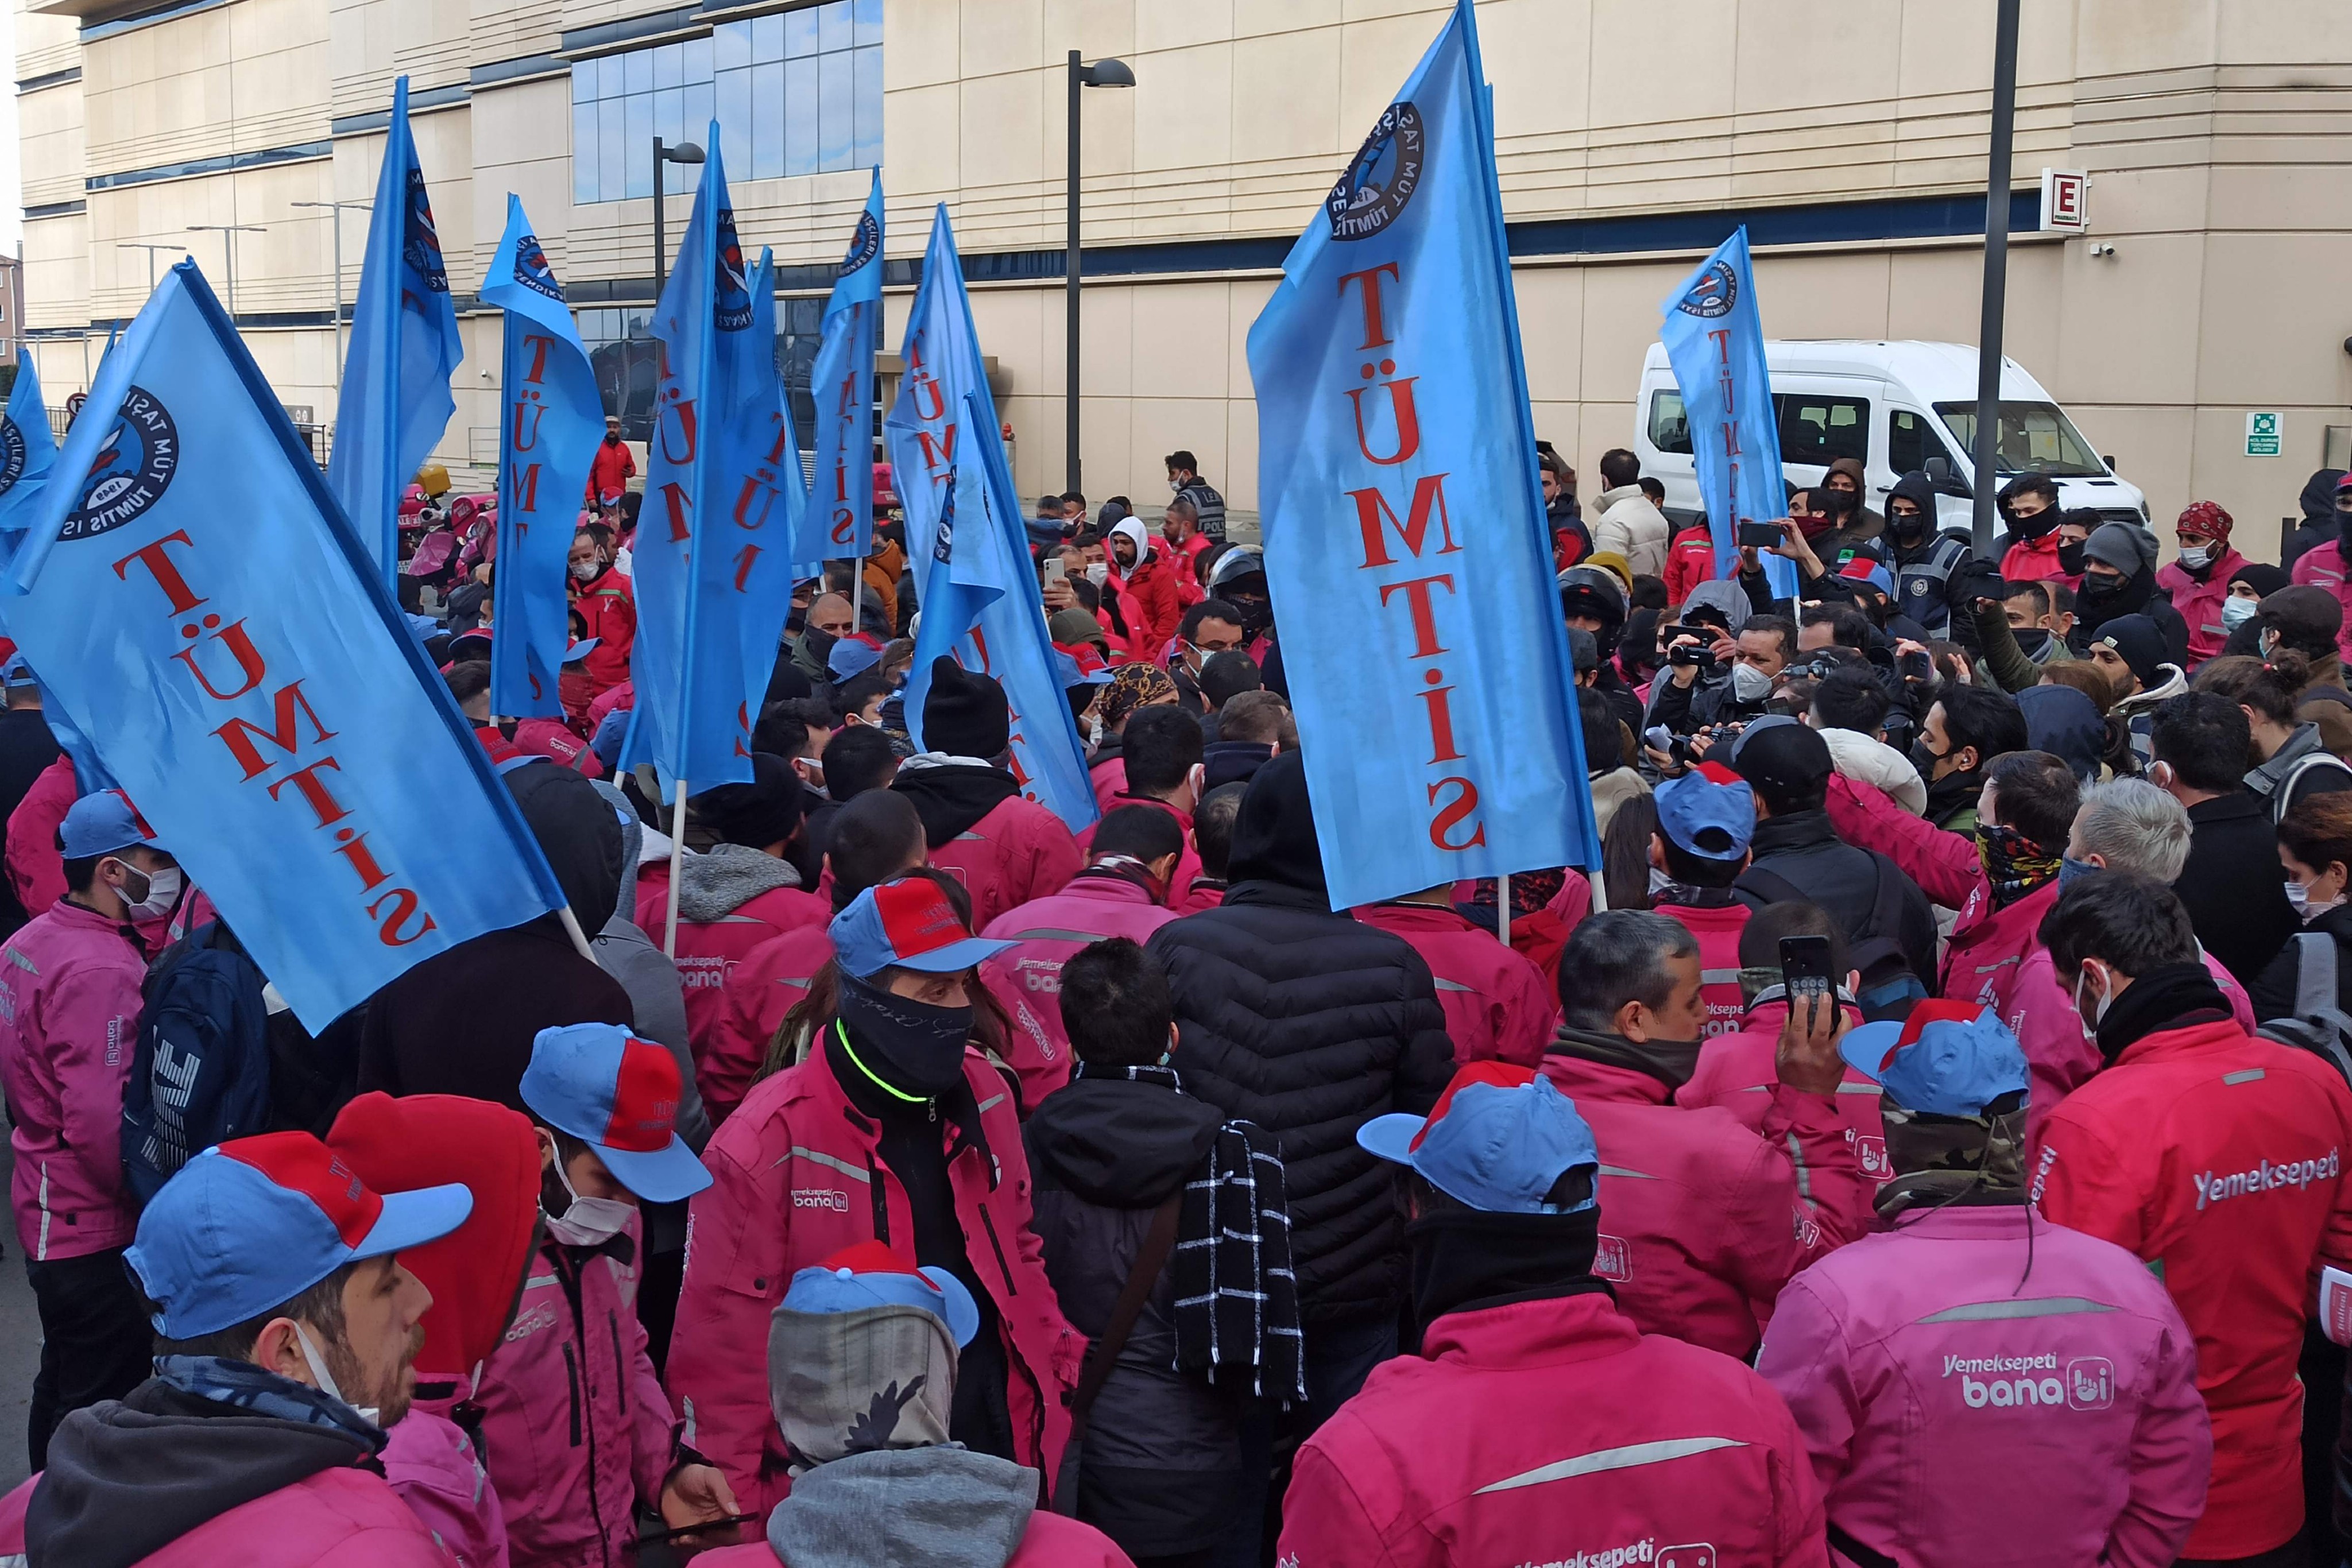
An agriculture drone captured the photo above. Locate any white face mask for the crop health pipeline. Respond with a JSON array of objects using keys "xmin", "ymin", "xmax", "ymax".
[
  {"xmin": 543, "ymin": 1140, "xmax": 635, "ymax": 1248},
  {"xmin": 570, "ymin": 559, "xmax": 601, "ymax": 582},
  {"xmin": 109, "ymin": 860, "xmax": 182, "ymax": 920},
  {"xmin": 1730, "ymin": 662, "xmax": 1774, "ymax": 703},
  {"xmin": 293, "ymin": 1321, "xmax": 378, "ymax": 1425},
  {"xmin": 1169, "ymin": 477, "xmax": 1184, "ymax": 494},
  {"xmin": 2177, "ymin": 544, "xmax": 2214, "ymax": 570},
  {"xmin": 2288, "ymin": 878, "xmax": 2344, "ymax": 922},
  {"xmin": 2074, "ymin": 964, "xmax": 2114, "ymax": 1044},
  {"xmin": 1084, "ymin": 562, "xmax": 1109, "ymax": 587}
]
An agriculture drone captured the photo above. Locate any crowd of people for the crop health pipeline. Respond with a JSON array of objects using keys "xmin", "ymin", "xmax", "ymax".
[{"xmin": 2, "ymin": 442, "xmax": 2352, "ymax": 1567}]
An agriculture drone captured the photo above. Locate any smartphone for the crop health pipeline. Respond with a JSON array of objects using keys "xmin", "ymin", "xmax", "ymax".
[
  {"xmin": 1779, "ymin": 935, "xmax": 1835, "ymax": 1003},
  {"xmin": 1042, "ymin": 556, "xmax": 1068, "ymax": 590},
  {"xmin": 1736, "ymin": 519, "xmax": 1783, "ymax": 549},
  {"xmin": 1900, "ymin": 647, "xmax": 1935, "ymax": 681}
]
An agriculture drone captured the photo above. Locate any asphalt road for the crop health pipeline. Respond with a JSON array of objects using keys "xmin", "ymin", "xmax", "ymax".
[{"xmin": 0, "ymin": 1144, "xmax": 42, "ymax": 1493}]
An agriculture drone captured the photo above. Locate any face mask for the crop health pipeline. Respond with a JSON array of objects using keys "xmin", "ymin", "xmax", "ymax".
[
  {"xmin": 2055, "ymin": 541, "xmax": 2087, "ymax": 576},
  {"xmin": 293, "ymin": 1321, "xmax": 378, "ymax": 1426},
  {"xmin": 2177, "ymin": 544, "xmax": 2213, "ymax": 570},
  {"xmin": 1085, "ymin": 562, "xmax": 1108, "ymax": 587},
  {"xmin": 2073, "ymin": 964, "xmax": 2113, "ymax": 1044},
  {"xmin": 2011, "ymin": 626, "xmax": 2051, "ymax": 660},
  {"xmin": 1169, "ymin": 478, "xmax": 1184, "ymax": 494},
  {"xmin": 2007, "ymin": 505, "xmax": 2057, "ymax": 539},
  {"xmin": 2080, "ymin": 569, "xmax": 2125, "ymax": 600},
  {"xmin": 127, "ymin": 865, "xmax": 183, "ymax": 920},
  {"xmin": 836, "ymin": 970, "xmax": 974, "ymax": 1099},
  {"xmin": 802, "ymin": 627, "xmax": 838, "ymax": 664},
  {"xmin": 1909, "ymin": 737, "xmax": 1951, "ymax": 780},
  {"xmin": 543, "ymin": 1138, "xmax": 637, "ymax": 1248},
  {"xmin": 1889, "ymin": 508, "xmax": 1927, "ymax": 543},
  {"xmin": 569, "ymin": 559, "xmax": 600, "ymax": 582},
  {"xmin": 2222, "ymin": 597, "xmax": 2259, "ymax": 631},
  {"xmin": 1730, "ymin": 663, "xmax": 1773, "ymax": 703},
  {"xmin": 2059, "ymin": 855, "xmax": 2099, "ymax": 889},
  {"xmin": 2288, "ymin": 878, "xmax": 2344, "ymax": 922}
]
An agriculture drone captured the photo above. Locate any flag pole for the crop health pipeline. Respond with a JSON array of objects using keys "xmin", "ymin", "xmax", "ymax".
[
  {"xmin": 664, "ymin": 782, "xmax": 687, "ymax": 957},
  {"xmin": 1497, "ymin": 872, "xmax": 1511, "ymax": 947},
  {"xmin": 555, "ymin": 903, "xmax": 601, "ymax": 966}
]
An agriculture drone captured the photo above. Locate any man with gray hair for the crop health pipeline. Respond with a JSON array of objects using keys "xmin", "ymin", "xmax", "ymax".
[
  {"xmin": 1538, "ymin": 910, "xmax": 1868, "ymax": 1359},
  {"xmin": 2003, "ymin": 777, "xmax": 2257, "ymax": 1140}
]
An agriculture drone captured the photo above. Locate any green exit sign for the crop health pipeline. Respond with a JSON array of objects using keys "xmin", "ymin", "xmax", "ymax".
[{"xmin": 2246, "ymin": 411, "xmax": 2283, "ymax": 457}]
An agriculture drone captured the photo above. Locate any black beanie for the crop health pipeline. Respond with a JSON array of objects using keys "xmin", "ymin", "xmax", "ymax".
[
  {"xmin": 922, "ymin": 655, "xmax": 1011, "ymax": 760},
  {"xmin": 689, "ymin": 753, "xmax": 806, "ymax": 849},
  {"xmin": 1225, "ymin": 750, "xmax": 1329, "ymax": 903},
  {"xmin": 2087, "ymin": 613, "xmax": 2167, "ymax": 691}
]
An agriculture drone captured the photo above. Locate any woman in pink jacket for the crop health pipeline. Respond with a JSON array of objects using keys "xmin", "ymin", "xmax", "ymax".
[{"xmin": 1757, "ymin": 1000, "xmax": 2210, "ymax": 1568}]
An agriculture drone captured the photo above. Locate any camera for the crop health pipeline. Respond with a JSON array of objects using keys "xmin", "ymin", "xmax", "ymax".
[{"xmin": 1667, "ymin": 643, "xmax": 1717, "ymax": 672}]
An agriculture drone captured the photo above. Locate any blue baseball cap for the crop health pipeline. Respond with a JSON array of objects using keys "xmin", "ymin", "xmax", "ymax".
[
  {"xmin": 829, "ymin": 877, "xmax": 1014, "ymax": 980},
  {"xmin": 1357, "ymin": 1063, "xmax": 1599, "ymax": 1214},
  {"xmin": 1654, "ymin": 761, "xmax": 1755, "ymax": 861},
  {"xmin": 521, "ymin": 1024, "xmax": 713, "ymax": 1203},
  {"xmin": 782, "ymin": 1240, "xmax": 979, "ymax": 1348},
  {"xmin": 61, "ymin": 789, "xmax": 160, "ymax": 860},
  {"xmin": 1839, "ymin": 999, "xmax": 2030, "ymax": 1118},
  {"xmin": 829, "ymin": 634, "xmax": 885, "ymax": 682},
  {"xmin": 126, "ymin": 1133, "xmax": 473, "ymax": 1339}
]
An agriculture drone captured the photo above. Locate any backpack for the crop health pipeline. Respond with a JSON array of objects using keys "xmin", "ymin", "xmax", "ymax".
[
  {"xmin": 1735, "ymin": 856, "xmax": 1929, "ymax": 1023},
  {"xmin": 2266, "ymin": 749, "xmax": 2352, "ymax": 826},
  {"xmin": 2256, "ymin": 931, "xmax": 2352, "ymax": 1089},
  {"xmin": 121, "ymin": 921, "xmax": 274, "ymax": 1207}
]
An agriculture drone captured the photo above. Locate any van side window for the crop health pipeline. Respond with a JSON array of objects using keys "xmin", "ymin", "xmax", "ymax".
[
  {"xmin": 1648, "ymin": 390, "xmax": 1692, "ymax": 455},
  {"xmin": 1774, "ymin": 394, "xmax": 1870, "ymax": 467},
  {"xmin": 1888, "ymin": 408, "xmax": 1953, "ymax": 476}
]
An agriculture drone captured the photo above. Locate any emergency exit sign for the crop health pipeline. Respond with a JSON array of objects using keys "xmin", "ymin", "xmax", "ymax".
[{"xmin": 2246, "ymin": 412, "xmax": 2283, "ymax": 457}]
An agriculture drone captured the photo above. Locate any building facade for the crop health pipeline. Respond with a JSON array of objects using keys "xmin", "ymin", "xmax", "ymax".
[{"xmin": 16, "ymin": 0, "xmax": 2352, "ymax": 555}]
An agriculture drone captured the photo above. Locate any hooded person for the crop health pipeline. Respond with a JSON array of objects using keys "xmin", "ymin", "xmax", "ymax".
[
  {"xmin": 691, "ymin": 1244, "xmax": 1128, "ymax": 1568},
  {"xmin": 670, "ymin": 877, "xmax": 1085, "ymax": 1518},
  {"xmin": 892, "ymin": 657, "xmax": 1083, "ymax": 930},
  {"xmin": 2072, "ymin": 519, "xmax": 2188, "ymax": 661},
  {"xmin": 326, "ymin": 1093, "xmax": 544, "ymax": 1568},
  {"xmin": 0, "ymin": 1133, "xmax": 471, "ymax": 1568},
  {"xmin": 585, "ymin": 780, "xmax": 701, "ymax": 1138},
  {"xmin": 1883, "ymin": 470, "xmax": 1972, "ymax": 639},
  {"xmin": 2254, "ymin": 583, "xmax": 2352, "ymax": 750},
  {"xmin": 2157, "ymin": 501, "xmax": 2253, "ymax": 669},
  {"xmin": 2083, "ymin": 613, "xmax": 2188, "ymax": 769},
  {"xmin": 1992, "ymin": 474, "xmax": 2072, "ymax": 583},
  {"xmin": 1536, "ymin": 910, "xmax": 1869, "ymax": 1360},
  {"xmin": 1647, "ymin": 584, "xmax": 1787, "ymax": 735},
  {"xmin": 2283, "ymin": 467, "xmax": 2351, "ymax": 575},
  {"xmin": 2016, "ymin": 683, "xmax": 2107, "ymax": 785},
  {"xmin": 1278, "ymin": 1063, "xmax": 1831, "ymax": 1567},
  {"xmin": 1756, "ymin": 1001, "xmax": 2211, "ymax": 1568},
  {"xmin": 636, "ymin": 755, "xmax": 829, "ymax": 1094},
  {"xmin": 1145, "ymin": 750, "xmax": 1454, "ymax": 1427},
  {"xmin": 1808, "ymin": 455, "xmax": 1888, "ymax": 562},
  {"xmin": 358, "ymin": 760, "xmax": 635, "ymax": 1110},
  {"xmin": 2291, "ymin": 473, "xmax": 2352, "ymax": 664},
  {"xmin": 1111, "ymin": 512, "xmax": 1186, "ymax": 656}
]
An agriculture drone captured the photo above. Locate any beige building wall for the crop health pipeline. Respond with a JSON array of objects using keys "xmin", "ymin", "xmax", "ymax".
[{"xmin": 18, "ymin": 0, "xmax": 2352, "ymax": 560}]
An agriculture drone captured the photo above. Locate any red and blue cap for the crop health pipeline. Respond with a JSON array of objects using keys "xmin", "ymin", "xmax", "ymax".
[
  {"xmin": 521, "ymin": 1024, "xmax": 712, "ymax": 1203},
  {"xmin": 125, "ymin": 1132, "xmax": 472, "ymax": 1339},
  {"xmin": 829, "ymin": 877, "xmax": 1014, "ymax": 981},
  {"xmin": 1357, "ymin": 1062, "xmax": 1599, "ymax": 1215},
  {"xmin": 61, "ymin": 789, "xmax": 160, "ymax": 860},
  {"xmin": 1839, "ymin": 998, "xmax": 2030, "ymax": 1118},
  {"xmin": 1838, "ymin": 556, "xmax": 1897, "ymax": 598},
  {"xmin": 1654, "ymin": 761, "xmax": 1755, "ymax": 861},
  {"xmin": 781, "ymin": 1240, "xmax": 979, "ymax": 1347}
]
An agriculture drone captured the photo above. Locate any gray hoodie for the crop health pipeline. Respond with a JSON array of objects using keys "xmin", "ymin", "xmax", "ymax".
[
  {"xmin": 587, "ymin": 780, "xmax": 709, "ymax": 1152},
  {"xmin": 761, "ymin": 1447, "xmax": 1040, "ymax": 1568}
]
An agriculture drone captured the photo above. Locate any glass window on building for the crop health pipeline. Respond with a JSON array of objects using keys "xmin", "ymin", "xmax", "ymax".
[{"xmin": 573, "ymin": 0, "xmax": 881, "ymax": 204}]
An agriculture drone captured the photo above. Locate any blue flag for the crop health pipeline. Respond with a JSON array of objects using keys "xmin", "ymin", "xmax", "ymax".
[
  {"xmin": 481, "ymin": 196, "xmax": 602, "ymax": 719},
  {"xmin": 803, "ymin": 169, "xmax": 884, "ymax": 566},
  {"xmin": 329, "ymin": 76, "xmax": 464, "ymax": 582},
  {"xmin": 1244, "ymin": 0, "xmax": 1598, "ymax": 909},
  {"xmin": 1, "ymin": 261, "xmax": 563, "ymax": 1029},
  {"xmin": 621, "ymin": 127, "xmax": 800, "ymax": 797},
  {"xmin": 886, "ymin": 214, "xmax": 1096, "ymax": 831},
  {"xmin": 902, "ymin": 394, "xmax": 1097, "ymax": 830},
  {"xmin": 1660, "ymin": 227, "xmax": 1793, "ymax": 595},
  {"xmin": 0, "ymin": 355, "xmax": 57, "ymax": 537}
]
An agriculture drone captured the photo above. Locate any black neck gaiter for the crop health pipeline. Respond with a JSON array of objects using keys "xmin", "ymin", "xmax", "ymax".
[
  {"xmin": 1407, "ymin": 1206, "xmax": 1608, "ymax": 1327},
  {"xmin": 2093, "ymin": 961, "xmax": 2230, "ymax": 1064},
  {"xmin": 834, "ymin": 971, "xmax": 974, "ymax": 1099}
]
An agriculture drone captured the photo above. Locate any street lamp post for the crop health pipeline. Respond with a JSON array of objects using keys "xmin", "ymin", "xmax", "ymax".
[
  {"xmin": 115, "ymin": 242, "xmax": 185, "ymax": 295},
  {"xmin": 1968, "ymin": 0, "xmax": 2022, "ymax": 559},
  {"xmin": 291, "ymin": 199, "xmax": 374, "ymax": 381},
  {"xmin": 651, "ymin": 137, "xmax": 707, "ymax": 304},
  {"xmin": 1065, "ymin": 52, "xmax": 1135, "ymax": 495},
  {"xmin": 186, "ymin": 223, "xmax": 268, "ymax": 320}
]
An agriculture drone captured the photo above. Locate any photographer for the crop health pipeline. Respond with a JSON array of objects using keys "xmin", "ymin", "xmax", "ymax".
[{"xmin": 1645, "ymin": 611, "xmax": 1797, "ymax": 737}]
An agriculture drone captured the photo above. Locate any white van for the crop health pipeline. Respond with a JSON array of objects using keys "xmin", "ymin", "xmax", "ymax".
[{"xmin": 1630, "ymin": 340, "xmax": 2148, "ymax": 536}]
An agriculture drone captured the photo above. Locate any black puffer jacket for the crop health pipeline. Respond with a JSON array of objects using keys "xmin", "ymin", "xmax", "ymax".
[
  {"xmin": 1026, "ymin": 1072, "xmax": 1244, "ymax": 1559},
  {"xmin": 1143, "ymin": 753, "xmax": 1453, "ymax": 1325}
]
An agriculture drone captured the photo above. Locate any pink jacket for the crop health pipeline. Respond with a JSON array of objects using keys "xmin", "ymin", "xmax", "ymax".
[
  {"xmin": 1279, "ymin": 1291, "xmax": 1829, "ymax": 1567},
  {"xmin": 711, "ymin": 924, "xmax": 832, "ymax": 1112},
  {"xmin": 928, "ymin": 795, "xmax": 1084, "ymax": 932},
  {"xmin": 1539, "ymin": 1052, "xmax": 1869, "ymax": 1360},
  {"xmin": 1680, "ymin": 997, "xmax": 1891, "ymax": 1186},
  {"xmin": 696, "ymin": 1509, "xmax": 1131, "ymax": 1568},
  {"xmin": 2158, "ymin": 548, "xmax": 2249, "ymax": 668},
  {"xmin": 2292, "ymin": 543, "xmax": 2352, "ymax": 663},
  {"xmin": 979, "ymin": 873, "xmax": 1177, "ymax": 1087},
  {"xmin": 1088, "ymin": 757, "xmax": 1127, "ymax": 816},
  {"xmin": 0, "ymin": 1466, "xmax": 452, "ymax": 1567},
  {"xmin": 1758, "ymin": 1207, "xmax": 2211, "ymax": 1568},
  {"xmin": 2009, "ymin": 943, "xmax": 2253, "ymax": 1141},
  {"xmin": 1352, "ymin": 902, "xmax": 1556, "ymax": 1068},
  {"xmin": 478, "ymin": 1225, "xmax": 676, "ymax": 1568},
  {"xmin": 6, "ymin": 754, "xmax": 74, "ymax": 923},
  {"xmin": 635, "ymin": 862, "xmax": 828, "ymax": 1120},
  {"xmin": 0, "ymin": 899, "xmax": 148, "ymax": 1260},
  {"xmin": 380, "ymin": 1407, "xmax": 507, "ymax": 1568},
  {"xmin": 669, "ymin": 1047, "xmax": 1082, "ymax": 1516},
  {"xmin": 1653, "ymin": 897, "xmax": 1753, "ymax": 1042},
  {"xmin": 1077, "ymin": 795, "xmax": 1201, "ymax": 908},
  {"xmin": 509, "ymin": 718, "xmax": 603, "ymax": 779}
]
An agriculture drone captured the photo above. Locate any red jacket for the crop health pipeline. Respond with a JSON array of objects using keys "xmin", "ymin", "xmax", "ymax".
[
  {"xmin": 2030, "ymin": 1018, "xmax": 2352, "ymax": 1559},
  {"xmin": 6, "ymin": 754, "xmax": 74, "ymax": 924},
  {"xmin": 1540, "ymin": 1051, "xmax": 1869, "ymax": 1359},
  {"xmin": 1075, "ymin": 793, "xmax": 1200, "ymax": 908},
  {"xmin": 0, "ymin": 1466, "xmax": 450, "ymax": 1568},
  {"xmin": 1353, "ymin": 901, "xmax": 1556, "ymax": 1068},
  {"xmin": 1279, "ymin": 1291, "xmax": 1829, "ymax": 1567},
  {"xmin": 926, "ymin": 794, "xmax": 1084, "ymax": 932},
  {"xmin": 668, "ymin": 1046, "xmax": 1082, "ymax": 1516},
  {"xmin": 711, "ymin": 924, "xmax": 833, "ymax": 1116},
  {"xmin": 1123, "ymin": 552, "xmax": 1185, "ymax": 656},
  {"xmin": 1653, "ymin": 897, "xmax": 1752, "ymax": 1042},
  {"xmin": 586, "ymin": 437, "xmax": 636, "ymax": 504},
  {"xmin": 2000, "ymin": 532, "xmax": 2079, "ymax": 592},
  {"xmin": 2157, "ymin": 547, "xmax": 2249, "ymax": 668},
  {"xmin": 569, "ymin": 567, "xmax": 636, "ymax": 695},
  {"xmin": 1665, "ymin": 525, "xmax": 1719, "ymax": 607},
  {"xmin": 1680, "ymin": 996, "xmax": 1891, "ymax": 1187}
]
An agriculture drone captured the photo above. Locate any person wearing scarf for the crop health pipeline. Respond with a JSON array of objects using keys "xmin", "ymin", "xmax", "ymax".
[
  {"xmin": 2033, "ymin": 870, "xmax": 2352, "ymax": 1567},
  {"xmin": 1537, "ymin": 911, "xmax": 1868, "ymax": 1361},
  {"xmin": 1278, "ymin": 1062, "xmax": 1831, "ymax": 1566},
  {"xmin": 1757, "ymin": 999, "xmax": 2210, "ymax": 1568},
  {"xmin": 2073, "ymin": 520, "xmax": 2194, "ymax": 667}
]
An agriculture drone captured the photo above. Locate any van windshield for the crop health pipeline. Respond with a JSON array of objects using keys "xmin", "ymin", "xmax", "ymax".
[{"xmin": 1932, "ymin": 401, "xmax": 2108, "ymax": 478}]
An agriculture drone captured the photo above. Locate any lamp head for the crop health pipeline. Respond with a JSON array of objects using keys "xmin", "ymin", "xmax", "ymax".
[{"xmin": 1081, "ymin": 58, "xmax": 1135, "ymax": 88}]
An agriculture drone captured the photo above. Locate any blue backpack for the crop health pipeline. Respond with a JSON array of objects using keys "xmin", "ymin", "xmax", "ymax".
[{"xmin": 122, "ymin": 921, "xmax": 273, "ymax": 1206}]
